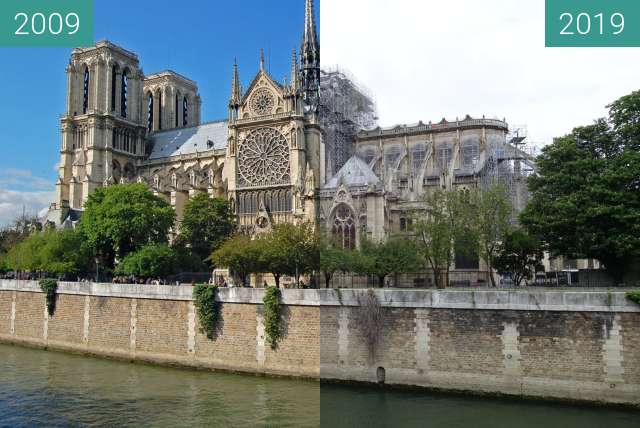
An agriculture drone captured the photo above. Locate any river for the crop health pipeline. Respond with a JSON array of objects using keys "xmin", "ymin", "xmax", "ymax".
[{"xmin": 0, "ymin": 344, "xmax": 637, "ymax": 427}]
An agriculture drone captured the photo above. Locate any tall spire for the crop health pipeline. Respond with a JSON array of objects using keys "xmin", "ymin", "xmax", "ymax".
[
  {"xmin": 230, "ymin": 59, "xmax": 240, "ymax": 105},
  {"xmin": 302, "ymin": 0, "xmax": 319, "ymax": 60},
  {"xmin": 260, "ymin": 48, "xmax": 265, "ymax": 71},
  {"xmin": 300, "ymin": 0, "xmax": 320, "ymax": 112}
]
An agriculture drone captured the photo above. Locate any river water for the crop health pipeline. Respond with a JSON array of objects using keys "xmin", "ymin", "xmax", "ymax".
[{"xmin": 0, "ymin": 344, "xmax": 637, "ymax": 427}]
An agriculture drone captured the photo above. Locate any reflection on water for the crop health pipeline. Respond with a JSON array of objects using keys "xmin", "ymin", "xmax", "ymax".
[
  {"xmin": 2, "ymin": 343, "xmax": 638, "ymax": 428},
  {"xmin": 0, "ymin": 344, "xmax": 319, "ymax": 427},
  {"xmin": 320, "ymin": 382, "xmax": 639, "ymax": 428}
]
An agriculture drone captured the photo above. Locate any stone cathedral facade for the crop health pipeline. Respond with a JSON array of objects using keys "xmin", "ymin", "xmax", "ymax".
[{"xmin": 49, "ymin": 0, "xmax": 322, "ymax": 235}]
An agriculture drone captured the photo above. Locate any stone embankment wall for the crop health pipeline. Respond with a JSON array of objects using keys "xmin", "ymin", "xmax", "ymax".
[
  {"xmin": 0, "ymin": 280, "xmax": 320, "ymax": 378},
  {"xmin": 1, "ymin": 281, "xmax": 639, "ymax": 406},
  {"xmin": 320, "ymin": 289, "xmax": 640, "ymax": 406}
]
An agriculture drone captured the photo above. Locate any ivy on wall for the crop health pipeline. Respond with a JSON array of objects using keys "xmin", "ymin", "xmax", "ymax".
[
  {"xmin": 626, "ymin": 291, "xmax": 640, "ymax": 305},
  {"xmin": 39, "ymin": 279, "xmax": 58, "ymax": 317},
  {"xmin": 263, "ymin": 287, "xmax": 283, "ymax": 349},
  {"xmin": 193, "ymin": 284, "xmax": 221, "ymax": 340}
]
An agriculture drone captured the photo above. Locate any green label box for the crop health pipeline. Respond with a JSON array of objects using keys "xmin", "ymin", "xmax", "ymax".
[
  {"xmin": 546, "ymin": 0, "xmax": 640, "ymax": 47},
  {"xmin": 0, "ymin": 0, "xmax": 93, "ymax": 47}
]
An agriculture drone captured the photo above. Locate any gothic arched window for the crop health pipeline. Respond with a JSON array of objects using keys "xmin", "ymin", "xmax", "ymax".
[
  {"xmin": 158, "ymin": 91, "xmax": 163, "ymax": 131},
  {"xmin": 147, "ymin": 93, "xmax": 153, "ymax": 132},
  {"xmin": 411, "ymin": 143, "xmax": 427, "ymax": 172},
  {"xmin": 183, "ymin": 96, "xmax": 188, "ymax": 126},
  {"xmin": 385, "ymin": 146, "xmax": 402, "ymax": 171},
  {"xmin": 121, "ymin": 69, "xmax": 129, "ymax": 118},
  {"xmin": 332, "ymin": 204, "xmax": 356, "ymax": 249},
  {"xmin": 462, "ymin": 140, "xmax": 479, "ymax": 169},
  {"xmin": 437, "ymin": 143, "xmax": 453, "ymax": 171},
  {"xmin": 82, "ymin": 66, "xmax": 90, "ymax": 114},
  {"xmin": 175, "ymin": 93, "xmax": 180, "ymax": 127},
  {"xmin": 110, "ymin": 65, "xmax": 118, "ymax": 112}
]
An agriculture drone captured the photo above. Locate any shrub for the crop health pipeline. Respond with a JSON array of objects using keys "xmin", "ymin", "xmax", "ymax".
[
  {"xmin": 627, "ymin": 291, "xmax": 640, "ymax": 305},
  {"xmin": 115, "ymin": 244, "xmax": 177, "ymax": 279},
  {"xmin": 193, "ymin": 284, "xmax": 220, "ymax": 340},
  {"xmin": 263, "ymin": 287, "xmax": 283, "ymax": 349},
  {"xmin": 39, "ymin": 279, "xmax": 58, "ymax": 317}
]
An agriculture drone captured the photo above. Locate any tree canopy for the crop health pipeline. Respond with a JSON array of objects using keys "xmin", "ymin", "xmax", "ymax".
[
  {"xmin": 520, "ymin": 90, "xmax": 640, "ymax": 281},
  {"xmin": 494, "ymin": 228, "xmax": 543, "ymax": 287},
  {"xmin": 115, "ymin": 244, "xmax": 178, "ymax": 279},
  {"xmin": 79, "ymin": 184, "xmax": 175, "ymax": 267},
  {"xmin": 176, "ymin": 193, "xmax": 235, "ymax": 265}
]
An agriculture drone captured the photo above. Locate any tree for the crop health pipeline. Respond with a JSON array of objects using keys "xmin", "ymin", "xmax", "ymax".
[
  {"xmin": 494, "ymin": 228, "xmax": 543, "ymax": 287},
  {"xmin": 209, "ymin": 234, "xmax": 262, "ymax": 287},
  {"xmin": 413, "ymin": 189, "xmax": 470, "ymax": 289},
  {"xmin": 257, "ymin": 222, "xmax": 319, "ymax": 287},
  {"xmin": 359, "ymin": 237, "xmax": 422, "ymax": 287},
  {"xmin": 115, "ymin": 244, "xmax": 178, "ymax": 279},
  {"xmin": 39, "ymin": 229, "xmax": 93, "ymax": 278},
  {"xmin": 320, "ymin": 239, "xmax": 347, "ymax": 288},
  {"xmin": 5, "ymin": 232, "xmax": 46, "ymax": 272},
  {"xmin": 471, "ymin": 185, "xmax": 512, "ymax": 287},
  {"xmin": 176, "ymin": 194, "xmax": 235, "ymax": 265},
  {"xmin": 520, "ymin": 91, "xmax": 640, "ymax": 282},
  {"xmin": 79, "ymin": 184, "xmax": 175, "ymax": 268}
]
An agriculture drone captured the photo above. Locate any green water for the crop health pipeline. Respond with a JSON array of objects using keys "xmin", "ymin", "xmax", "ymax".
[{"xmin": 0, "ymin": 344, "xmax": 637, "ymax": 427}]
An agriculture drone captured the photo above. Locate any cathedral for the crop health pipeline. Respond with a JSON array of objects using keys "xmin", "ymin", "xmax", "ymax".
[
  {"xmin": 45, "ymin": 0, "xmax": 538, "ymax": 286},
  {"xmin": 48, "ymin": 0, "xmax": 322, "ymax": 236}
]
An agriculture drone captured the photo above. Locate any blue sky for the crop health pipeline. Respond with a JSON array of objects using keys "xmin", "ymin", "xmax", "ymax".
[{"xmin": 0, "ymin": 0, "xmax": 318, "ymax": 225}]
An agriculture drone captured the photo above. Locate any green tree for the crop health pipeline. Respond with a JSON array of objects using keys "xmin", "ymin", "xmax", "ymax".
[
  {"xmin": 210, "ymin": 234, "xmax": 262, "ymax": 287},
  {"xmin": 357, "ymin": 237, "xmax": 422, "ymax": 287},
  {"xmin": 319, "ymin": 237, "xmax": 353, "ymax": 288},
  {"xmin": 494, "ymin": 228, "xmax": 543, "ymax": 287},
  {"xmin": 115, "ymin": 244, "xmax": 178, "ymax": 279},
  {"xmin": 39, "ymin": 229, "xmax": 93, "ymax": 277},
  {"xmin": 413, "ymin": 189, "xmax": 469, "ymax": 289},
  {"xmin": 79, "ymin": 184, "xmax": 175, "ymax": 268},
  {"xmin": 257, "ymin": 222, "xmax": 318, "ymax": 287},
  {"xmin": 176, "ymin": 194, "xmax": 236, "ymax": 265},
  {"xmin": 471, "ymin": 185, "xmax": 512, "ymax": 287},
  {"xmin": 520, "ymin": 91, "xmax": 640, "ymax": 282},
  {"xmin": 5, "ymin": 232, "xmax": 46, "ymax": 272}
]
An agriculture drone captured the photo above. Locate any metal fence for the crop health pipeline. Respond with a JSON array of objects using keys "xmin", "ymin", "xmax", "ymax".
[{"xmin": 326, "ymin": 271, "xmax": 490, "ymax": 289}]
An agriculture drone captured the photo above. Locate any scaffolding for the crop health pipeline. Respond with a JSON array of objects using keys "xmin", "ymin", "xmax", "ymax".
[
  {"xmin": 320, "ymin": 67, "xmax": 378, "ymax": 178},
  {"xmin": 478, "ymin": 124, "xmax": 538, "ymax": 221}
]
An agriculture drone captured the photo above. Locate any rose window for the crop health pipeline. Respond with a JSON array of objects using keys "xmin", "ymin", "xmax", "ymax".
[
  {"xmin": 250, "ymin": 88, "xmax": 275, "ymax": 116},
  {"xmin": 238, "ymin": 127, "xmax": 290, "ymax": 187}
]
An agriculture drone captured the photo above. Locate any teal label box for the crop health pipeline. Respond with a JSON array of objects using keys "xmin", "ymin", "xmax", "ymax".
[
  {"xmin": 0, "ymin": 0, "xmax": 93, "ymax": 47},
  {"xmin": 546, "ymin": 0, "xmax": 640, "ymax": 47}
]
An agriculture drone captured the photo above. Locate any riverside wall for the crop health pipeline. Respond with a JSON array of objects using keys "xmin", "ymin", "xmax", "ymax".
[{"xmin": 1, "ymin": 280, "xmax": 639, "ymax": 406}]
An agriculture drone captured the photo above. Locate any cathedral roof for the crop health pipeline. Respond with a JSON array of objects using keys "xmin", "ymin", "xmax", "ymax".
[
  {"xmin": 323, "ymin": 155, "xmax": 380, "ymax": 189},
  {"xmin": 148, "ymin": 120, "xmax": 228, "ymax": 160}
]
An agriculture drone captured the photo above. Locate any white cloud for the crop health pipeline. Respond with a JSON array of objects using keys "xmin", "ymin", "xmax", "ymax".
[
  {"xmin": 321, "ymin": 0, "xmax": 640, "ymax": 147},
  {"xmin": 0, "ymin": 189, "xmax": 54, "ymax": 227},
  {"xmin": 0, "ymin": 168, "xmax": 53, "ymax": 191},
  {"xmin": 0, "ymin": 168, "xmax": 55, "ymax": 226}
]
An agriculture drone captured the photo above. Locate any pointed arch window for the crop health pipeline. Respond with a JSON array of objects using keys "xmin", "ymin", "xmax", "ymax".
[
  {"xmin": 147, "ymin": 93, "xmax": 154, "ymax": 132},
  {"xmin": 332, "ymin": 204, "xmax": 356, "ymax": 249},
  {"xmin": 158, "ymin": 91, "xmax": 163, "ymax": 131},
  {"xmin": 121, "ymin": 69, "xmax": 129, "ymax": 118},
  {"xmin": 110, "ymin": 65, "xmax": 118, "ymax": 112},
  {"xmin": 82, "ymin": 66, "xmax": 90, "ymax": 114},
  {"xmin": 183, "ymin": 96, "xmax": 188, "ymax": 126},
  {"xmin": 175, "ymin": 93, "xmax": 180, "ymax": 127}
]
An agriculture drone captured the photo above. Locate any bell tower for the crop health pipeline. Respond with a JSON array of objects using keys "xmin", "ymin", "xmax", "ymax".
[{"xmin": 56, "ymin": 41, "xmax": 147, "ymax": 210}]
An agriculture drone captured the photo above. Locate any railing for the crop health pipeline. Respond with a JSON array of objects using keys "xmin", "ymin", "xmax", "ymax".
[
  {"xmin": 234, "ymin": 111, "xmax": 297, "ymax": 125},
  {"xmin": 358, "ymin": 118, "xmax": 508, "ymax": 140},
  {"xmin": 326, "ymin": 271, "xmax": 490, "ymax": 289}
]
